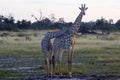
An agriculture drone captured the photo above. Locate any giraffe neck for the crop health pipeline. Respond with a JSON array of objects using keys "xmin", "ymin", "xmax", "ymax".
[
  {"xmin": 69, "ymin": 11, "xmax": 84, "ymax": 34},
  {"xmin": 44, "ymin": 10, "xmax": 84, "ymax": 39},
  {"xmin": 74, "ymin": 11, "xmax": 83, "ymax": 26}
]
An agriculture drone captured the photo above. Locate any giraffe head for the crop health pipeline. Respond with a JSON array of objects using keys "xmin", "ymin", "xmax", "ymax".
[{"xmin": 79, "ymin": 4, "xmax": 88, "ymax": 15}]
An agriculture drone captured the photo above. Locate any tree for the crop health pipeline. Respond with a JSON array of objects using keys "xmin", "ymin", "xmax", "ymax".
[
  {"xmin": 115, "ymin": 20, "xmax": 120, "ymax": 30},
  {"xmin": 49, "ymin": 13, "xmax": 56, "ymax": 23},
  {"xmin": 16, "ymin": 20, "xmax": 31, "ymax": 30},
  {"xmin": 31, "ymin": 9, "xmax": 43, "ymax": 22},
  {"xmin": 58, "ymin": 18, "xmax": 65, "ymax": 23},
  {"xmin": 95, "ymin": 17, "xmax": 110, "ymax": 34},
  {"xmin": 0, "ymin": 15, "xmax": 18, "ymax": 31}
]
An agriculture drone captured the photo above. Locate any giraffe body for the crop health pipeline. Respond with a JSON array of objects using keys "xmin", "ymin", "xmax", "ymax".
[
  {"xmin": 41, "ymin": 29, "xmax": 67, "ymax": 56},
  {"xmin": 53, "ymin": 33, "xmax": 75, "ymax": 62}
]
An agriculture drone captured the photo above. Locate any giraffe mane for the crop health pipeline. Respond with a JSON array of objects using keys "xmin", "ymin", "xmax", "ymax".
[{"xmin": 48, "ymin": 30, "xmax": 60, "ymax": 32}]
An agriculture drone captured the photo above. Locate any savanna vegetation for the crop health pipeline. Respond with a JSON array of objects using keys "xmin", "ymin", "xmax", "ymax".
[{"xmin": 0, "ymin": 31, "xmax": 120, "ymax": 79}]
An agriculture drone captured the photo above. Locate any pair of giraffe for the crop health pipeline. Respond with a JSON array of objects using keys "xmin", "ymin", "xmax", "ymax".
[{"xmin": 41, "ymin": 4, "xmax": 88, "ymax": 78}]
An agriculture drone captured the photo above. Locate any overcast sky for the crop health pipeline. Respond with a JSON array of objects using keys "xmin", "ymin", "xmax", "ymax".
[{"xmin": 0, "ymin": 0, "xmax": 120, "ymax": 23}]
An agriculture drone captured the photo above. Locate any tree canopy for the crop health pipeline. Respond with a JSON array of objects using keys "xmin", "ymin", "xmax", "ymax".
[{"xmin": 0, "ymin": 15, "xmax": 119, "ymax": 33}]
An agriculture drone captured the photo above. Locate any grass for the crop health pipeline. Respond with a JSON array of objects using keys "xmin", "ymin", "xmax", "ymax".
[
  {"xmin": 0, "ymin": 70, "xmax": 23, "ymax": 77},
  {"xmin": 0, "ymin": 31, "xmax": 120, "ymax": 79}
]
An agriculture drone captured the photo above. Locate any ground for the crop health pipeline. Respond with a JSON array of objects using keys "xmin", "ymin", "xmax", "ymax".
[{"xmin": 0, "ymin": 30, "xmax": 120, "ymax": 80}]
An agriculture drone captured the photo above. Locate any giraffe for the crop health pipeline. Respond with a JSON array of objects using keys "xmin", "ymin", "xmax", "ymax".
[
  {"xmin": 41, "ymin": 4, "xmax": 88, "ymax": 77},
  {"xmin": 41, "ymin": 29, "xmax": 67, "ymax": 77},
  {"xmin": 52, "ymin": 4, "xmax": 88, "ymax": 78}
]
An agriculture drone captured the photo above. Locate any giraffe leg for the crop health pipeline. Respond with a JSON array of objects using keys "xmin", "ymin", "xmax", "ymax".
[
  {"xmin": 45, "ymin": 57, "xmax": 49, "ymax": 77},
  {"xmin": 58, "ymin": 49, "xmax": 63, "ymax": 78},
  {"xmin": 58, "ymin": 61, "xmax": 63, "ymax": 78},
  {"xmin": 52, "ymin": 55, "xmax": 56, "ymax": 77},
  {"xmin": 49, "ymin": 51, "xmax": 53, "ymax": 77},
  {"xmin": 49, "ymin": 59, "xmax": 52, "ymax": 77},
  {"xmin": 52, "ymin": 48, "xmax": 59, "ymax": 77},
  {"xmin": 68, "ymin": 50, "xmax": 73, "ymax": 78}
]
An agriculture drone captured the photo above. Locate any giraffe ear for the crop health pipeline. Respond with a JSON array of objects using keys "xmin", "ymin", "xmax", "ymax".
[
  {"xmin": 79, "ymin": 7, "xmax": 82, "ymax": 10},
  {"xmin": 85, "ymin": 7, "xmax": 88, "ymax": 10}
]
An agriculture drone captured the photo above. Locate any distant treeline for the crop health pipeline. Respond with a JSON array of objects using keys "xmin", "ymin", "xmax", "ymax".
[{"xmin": 0, "ymin": 15, "xmax": 120, "ymax": 34}]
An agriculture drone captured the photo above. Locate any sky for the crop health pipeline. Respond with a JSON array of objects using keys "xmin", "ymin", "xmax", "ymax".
[{"xmin": 0, "ymin": 0, "xmax": 120, "ymax": 23}]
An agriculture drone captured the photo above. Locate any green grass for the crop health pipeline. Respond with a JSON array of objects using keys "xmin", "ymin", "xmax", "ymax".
[
  {"xmin": 0, "ymin": 31, "xmax": 120, "ymax": 79},
  {"xmin": 0, "ymin": 70, "xmax": 24, "ymax": 77}
]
